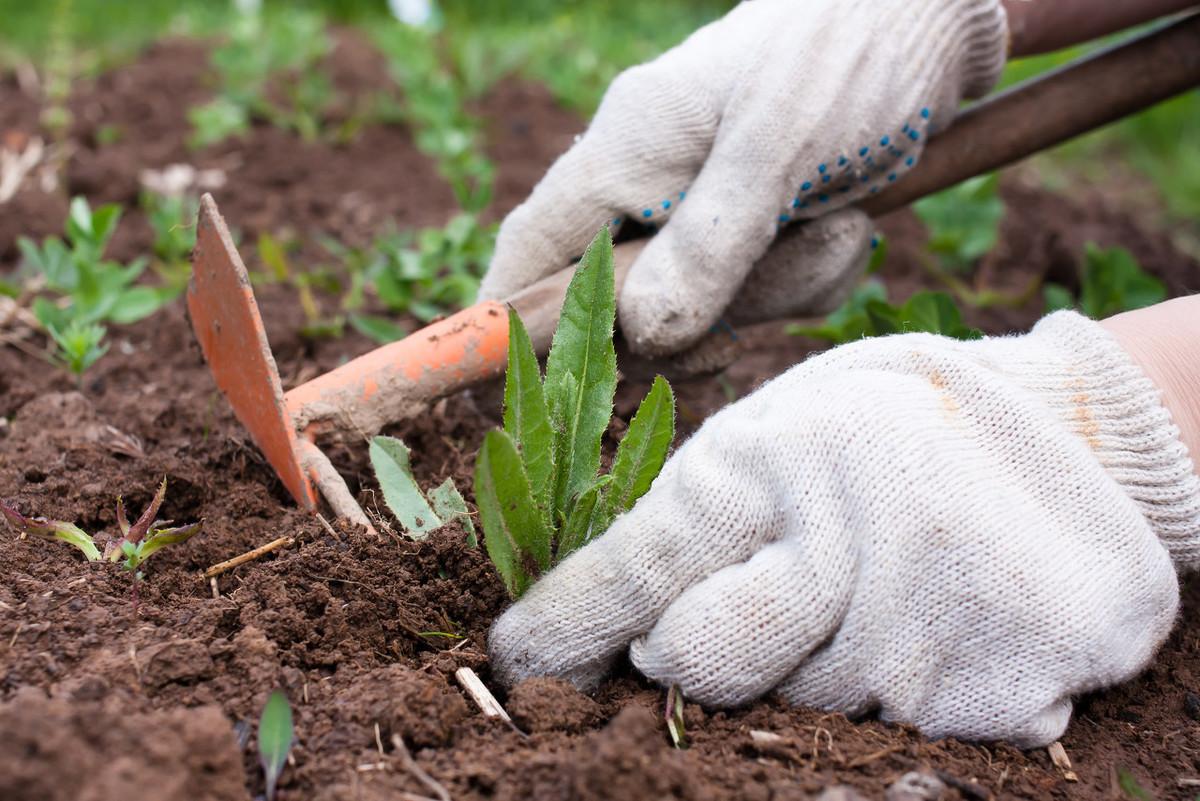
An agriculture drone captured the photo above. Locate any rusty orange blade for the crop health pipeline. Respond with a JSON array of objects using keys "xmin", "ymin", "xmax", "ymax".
[{"xmin": 188, "ymin": 194, "xmax": 317, "ymax": 509}]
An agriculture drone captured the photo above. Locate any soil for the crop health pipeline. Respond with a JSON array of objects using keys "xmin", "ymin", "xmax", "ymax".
[{"xmin": 3, "ymin": 31, "xmax": 1200, "ymax": 801}]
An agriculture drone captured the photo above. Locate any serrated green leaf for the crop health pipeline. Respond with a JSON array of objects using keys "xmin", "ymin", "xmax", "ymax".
[
  {"xmin": 543, "ymin": 227, "xmax": 617, "ymax": 523},
  {"xmin": 428, "ymin": 478, "xmax": 477, "ymax": 547},
  {"xmin": 369, "ymin": 436, "xmax": 442, "ymax": 538},
  {"xmin": 606, "ymin": 375, "xmax": 674, "ymax": 521},
  {"xmin": 258, "ymin": 690, "xmax": 294, "ymax": 801},
  {"xmin": 474, "ymin": 429, "xmax": 552, "ymax": 597},
  {"xmin": 558, "ymin": 474, "xmax": 612, "ymax": 559},
  {"xmin": 503, "ymin": 308, "xmax": 554, "ymax": 516}
]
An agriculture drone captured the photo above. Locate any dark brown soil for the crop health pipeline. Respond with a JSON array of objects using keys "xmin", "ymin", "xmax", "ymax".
[{"xmin": 3, "ymin": 34, "xmax": 1200, "ymax": 801}]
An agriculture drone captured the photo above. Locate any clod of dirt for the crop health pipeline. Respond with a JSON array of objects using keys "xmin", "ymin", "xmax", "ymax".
[
  {"xmin": 885, "ymin": 771, "xmax": 946, "ymax": 801},
  {"xmin": 139, "ymin": 638, "xmax": 216, "ymax": 689},
  {"xmin": 507, "ymin": 677, "xmax": 603, "ymax": 734},
  {"xmin": 0, "ymin": 687, "xmax": 248, "ymax": 801},
  {"xmin": 564, "ymin": 705, "xmax": 706, "ymax": 801},
  {"xmin": 322, "ymin": 664, "xmax": 469, "ymax": 750}
]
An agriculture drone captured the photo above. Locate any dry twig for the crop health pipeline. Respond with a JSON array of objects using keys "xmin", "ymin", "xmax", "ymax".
[{"xmin": 203, "ymin": 536, "xmax": 293, "ymax": 579}]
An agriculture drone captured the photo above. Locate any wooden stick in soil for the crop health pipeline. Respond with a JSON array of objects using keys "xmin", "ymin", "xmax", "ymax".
[
  {"xmin": 454, "ymin": 666, "xmax": 511, "ymax": 722},
  {"xmin": 391, "ymin": 734, "xmax": 452, "ymax": 801},
  {"xmin": 203, "ymin": 536, "xmax": 294, "ymax": 579}
]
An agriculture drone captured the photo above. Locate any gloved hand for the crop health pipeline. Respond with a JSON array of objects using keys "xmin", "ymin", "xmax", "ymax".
[
  {"xmin": 479, "ymin": 0, "xmax": 1009, "ymax": 355},
  {"xmin": 489, "ymin": 312, "xmax": 1200, "ymax": 747}
]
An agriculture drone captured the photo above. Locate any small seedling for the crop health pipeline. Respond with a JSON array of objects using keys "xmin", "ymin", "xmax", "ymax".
[
  {"xmin": 18, "ymin": 197, "xmax": 172, "ymax": 378},
  {"xmin": 1043, "ymin": 243, "xmax": 1166, "ymax": 319},
  {"xmin": 665, "ymin": 684, "xmax": 688, "ymax": 749},
  {"xmin": 790, "ymin": 280, "xmax": 981, "ymax": 344},
  {"xmin": 912, "ymin": 173, "xmax": 1005, "ymax": 273},
  {"xmin": 1, "ymin": 479, "xmax": 202, "ymax": 612},
  {"xmin": 369, "ymin": 436, "xmax": 476, "ymax": 545},
  {"xmin": 473, "ymin": 227, "xmax": 676, "ymax": 598},
  {"xmin": 258, "ymin": 689, "xmax": 295, "ymax": 801}
]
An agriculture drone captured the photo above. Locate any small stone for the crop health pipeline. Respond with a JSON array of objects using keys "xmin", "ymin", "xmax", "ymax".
[
  {"xmin": 1185, "ymin": 692, "xmax": 1200, "ymax": 721},
  {"xmin": 885, "ymin": 770, "xmax": 947, "ymax": 801}
]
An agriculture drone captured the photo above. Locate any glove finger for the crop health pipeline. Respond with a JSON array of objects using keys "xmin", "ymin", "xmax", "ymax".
[
  {"xmin": 726, "ymin": 208, "xmax": 874, "ymax": 326},
  {"xmin": 488, "ymin": 408, "xmax": 790, "ymax": 691},
  {"xmin": 617, "ymin": 133, "xmax": 791, "ymax": 356},
  {"xmin": 478, "ymin": 63, "xmax": 718, "ymax": 302},
  {"xmin": 628, "ymin": 537, "xmax": 854, "ymax": 708}
]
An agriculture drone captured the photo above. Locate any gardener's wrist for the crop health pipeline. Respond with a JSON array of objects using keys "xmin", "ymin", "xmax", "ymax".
[{"xmin": 1101, "ymin": 296, "xmax": 1200, "ymax": 478}]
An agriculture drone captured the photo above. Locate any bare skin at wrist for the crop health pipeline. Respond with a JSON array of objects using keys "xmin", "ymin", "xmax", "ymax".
[
  {"xmin": 1002, "ymin": 0, "xmax": 1198, "ymax": 56},
  {"xmin": 1102, "ymin": 296, "xmax": 1200, "ymax": 475}
]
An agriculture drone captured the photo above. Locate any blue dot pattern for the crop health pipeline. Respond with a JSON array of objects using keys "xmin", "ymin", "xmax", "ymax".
[{"xmin": 781, "ymin": 104, "xmax": 933, "ymax": 226}]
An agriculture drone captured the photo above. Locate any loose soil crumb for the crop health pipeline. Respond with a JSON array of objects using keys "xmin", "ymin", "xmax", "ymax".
[{"xmin": 2, "ymin": 35, "xmax": 1200, "ymax": 801}]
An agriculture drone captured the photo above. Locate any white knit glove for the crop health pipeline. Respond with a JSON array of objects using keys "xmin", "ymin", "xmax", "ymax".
[
  {"xmin": 489, "ymin": 312, "xmax": 1200, "ymax": 747},
  {"xmin": 479, "ymin": 0, "xmax": 1008, "ymax": 354}
]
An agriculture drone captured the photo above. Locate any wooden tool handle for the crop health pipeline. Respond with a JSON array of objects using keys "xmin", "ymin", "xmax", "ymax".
[{"xmin": 509, "ymin": 13, "xmax": 1200, "ymax": 352}]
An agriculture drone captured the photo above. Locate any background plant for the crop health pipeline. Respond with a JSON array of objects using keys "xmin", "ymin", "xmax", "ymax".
[
  {"xmin": 474, "ymin": 228, "xmax": 676, "ymax": 597},
  {"xmin": 1044, "ymin": 243, "xmax": 1167, "ymax": 318},
  {"xmin": 17, "ymin": 197, "xmax": 174, "ymax": 376},
  {"xmin": 189, "ymin": 8, "xmax": 335, "ymax": 148},
  {"xmin": 912, "ymin": 173, "xmax": 1006, "ymax": 274},
  {"xmin": 790, "ymin": 280, "xmax": 981, "ymax": 345}
]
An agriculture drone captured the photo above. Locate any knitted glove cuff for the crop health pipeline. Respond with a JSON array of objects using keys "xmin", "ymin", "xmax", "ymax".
[
  {"xmin": 940, "ymin": 0, "xmax": 1009, "ymax": 98},
  {"xmin": 1027, "ymin": 311, "xmax": 1200, "ymax": 568}
]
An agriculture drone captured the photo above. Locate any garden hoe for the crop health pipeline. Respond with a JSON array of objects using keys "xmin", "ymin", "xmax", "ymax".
[{"xmin": 187, "ymin": 15, "xmax": 1200, "ymax": 531}]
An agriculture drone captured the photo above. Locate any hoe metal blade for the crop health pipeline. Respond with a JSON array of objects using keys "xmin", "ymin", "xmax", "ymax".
[{"xmin": 187, "ymin": 194, "xmax": 317, "ymax": 510}]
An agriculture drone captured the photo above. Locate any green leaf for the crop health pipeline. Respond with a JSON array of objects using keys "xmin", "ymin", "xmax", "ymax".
[
  {"xmin": 0, "ymin": 502, "xmax": 101, "ymax": 561},
  {"xmin": 788, "ymin": 281, "xmax": 887, "ymax": 344},
  {"xmin": 257, "ymin": 233, "xmax": 291, "ymax": 281},
  {"xmin": 258, "ymin": 690, "xmax": 294, "ymax": 801},
  {"xmin": 1042, "ymin": 283, "xmax": 1075, "ymax": 313},
  {"xmin": 503, "ymin": 308, "xmax": 554, "ymax": 516},
  {"xmin": 369, "ymin": 436, "xmax": 442, "ymax": 539},
  {"xmin": 543, "ymin": 227, "xmax": 617, "ymax": 523},
  {"xmin": 348, "ymin": 313, "xmax": 407, "ymax": 344},
  {"xmin": 1116, "ymin": 768, "xmax": 1153, "ymax": 801},
  {"xmin": 867, "ymin": 291, "xmax": 982, "ymax": 340},
  {"xmin": 109, "ymin": 286, "xmax": 165, "ymax": 324},
  {"xmin": 912, "ymin": 173, "xmax": 1004, "ymax": 272},
  {"xmin": 558, "ymin": 474, "xmax": 612, "ymax": 559},
  {"xmin": 138, "ymin": 521, "xmax": 203, "ymax": 562},
  {"xmin": 473, "ymin": 429, "xmax": 552, "ymax": 598},
  {"xmin": 428, "ymin": 478, "xmax": 476, "ymax": 547},
  {"xmin": 866, "ymin": 235, "xmax": 888, "ymax": 275},
  {"xmin": 1078, "ymin": 244, "xmax": 1166, "ymax": 319},
  {"xmin": 67, "ymin": 196, "xmax": 94, "ymax": 245},
  {"xmin": 606, "ymin": 375, "xmax": 674, "ymax": 520}
]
